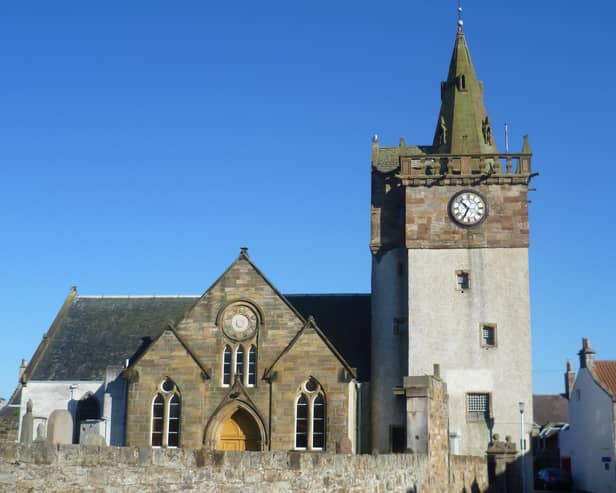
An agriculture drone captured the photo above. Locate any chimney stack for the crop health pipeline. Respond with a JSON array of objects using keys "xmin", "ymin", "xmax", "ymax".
[
  {"xmin": 564, "ymin": 360, "xmax": 576, "ymax": 399},
  {"xmin": 578, "ymin": 338, "xmax": 596, "ymax": 369}
]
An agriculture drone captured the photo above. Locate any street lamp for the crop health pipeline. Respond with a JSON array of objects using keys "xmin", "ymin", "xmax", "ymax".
[{"xmin": 518, "ymin": 401, "xmax": 526, "ymax": 493}]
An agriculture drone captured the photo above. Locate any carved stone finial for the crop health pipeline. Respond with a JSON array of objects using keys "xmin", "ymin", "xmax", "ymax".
[
  {"xmin": 482, "ymin": 116, "xmax": 493, "ymax": 145},
  {"xmin": 437, "ymin": 115, "xmax": 448, "ymax": 146}
]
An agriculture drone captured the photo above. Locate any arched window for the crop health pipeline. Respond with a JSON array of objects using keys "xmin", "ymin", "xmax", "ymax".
[
  {"xmin": 312, "ymin": 394, "xmax": 326, "ymax": 449},
  {"xmin": 295, "ymin": 394, "xmax": 309, "ymax": 449},
  {"xmin": 150, "ymin": 378, "xmax": 181, "ymax": 448},
  {"xmin": 294, "ymin": 378, "xmax": 326, "ymax": 451},
  {"xmin": 247, "ymin": 345, "xmax": 257, "ymax": 387},
  {"xmin": 235, "ymin": 345, "xmax": 244, "ymax": 383},
  {"xmin": 151, "ymin": 394, "xmax": 164, "ymax": 447},
  {"xmin": 222, "ymin": 345, "xmax": 232, "ymax": 386},
  {"xmin": 167, "ymin": 394, "xmax": 181, "ymax": 447}
]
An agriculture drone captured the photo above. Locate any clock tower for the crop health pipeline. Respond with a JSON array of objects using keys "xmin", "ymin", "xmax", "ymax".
[{"xmin": 370, "ymin": 18, "xmax": 535, "ymax": 458}]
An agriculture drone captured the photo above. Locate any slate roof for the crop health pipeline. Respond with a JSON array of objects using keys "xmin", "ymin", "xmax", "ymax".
[
  {"xmin": 25, "ymin": 293, "xmax": 371, "ymax": 383},
  {"xmin": 286, "ymin": 294, "xmax": 371, "ymax": 381},
  {"xmin": 533, "ymin": 394, "xmax": 568, "ymax": 426},
  {"xmin": 373, "ymin": 145, "xmax": 432, "ymax": 173},
  {"xmin": 29, "ymin": 296, "xmax": 197, "ymax": 381},
  {"xmin": 593, "ymin": 361, "xmax": 616, "ymax": 401}
]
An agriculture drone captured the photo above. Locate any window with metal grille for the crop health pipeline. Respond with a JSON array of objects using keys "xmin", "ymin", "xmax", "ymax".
[
  {"xmin": 481, "ymin": 325, "xmax": 496, "ymax": 347},
  {"xmin": 467, "ymin": 393, "xmax": 490, "ymax": 421},
  {"xmin": 247, "ymin": 345, "xmax": 257, "ymax": 387},
  {"xmin": 222, "ymin": 345, "xmax": 232, "ymax": 386}
]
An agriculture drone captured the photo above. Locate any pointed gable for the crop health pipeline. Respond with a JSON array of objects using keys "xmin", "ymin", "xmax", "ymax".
[
  {"xmin": 264, "ymin": 317, "xmax": 356, "ymax": 382},
  {"xmin": 128, "ymin": 326, "xmax": 210, "ymax": 379}
]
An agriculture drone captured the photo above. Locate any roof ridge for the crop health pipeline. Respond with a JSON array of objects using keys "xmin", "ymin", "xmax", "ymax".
[{"xmin": 77, "ymin": 295, "xmax": 199, "ymax": 299}]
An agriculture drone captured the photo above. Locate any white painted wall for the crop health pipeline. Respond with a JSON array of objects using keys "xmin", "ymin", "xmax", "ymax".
[
  {"xmin": 371, "ymin": 248, "xmax": 408, "ymax": 452},
  {"xmin": 20, "ymin": 381, "xmax": 103, "ymax": 442},
  {"xmin": 19, "ymin": 370, "xmax": 127, "ymax": 446},
  {"xmin": 560, "ymin": 369, "xmax": 616, "ymax": 493},
  {"xmin": 408, "ymin": 247, "xmax": 533, "ymax": 458}
]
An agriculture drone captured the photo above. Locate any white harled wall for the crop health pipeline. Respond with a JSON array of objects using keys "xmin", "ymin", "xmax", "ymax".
[
  {"xmin": 371, "ymin": 248, "xmax": 408, "ymax": 452},
  {"xmin": 408, "ymin": 247, "xmax": 533, "ymax": 456},
  {"xmin": 560, "ymin": 369, "xmax": 616, "ymax": 493}
]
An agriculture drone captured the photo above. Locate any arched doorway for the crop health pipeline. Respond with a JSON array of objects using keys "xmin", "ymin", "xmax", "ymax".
[{"xmin": 218, "ymin": 408, "xmax": 261, "ymax": 451}]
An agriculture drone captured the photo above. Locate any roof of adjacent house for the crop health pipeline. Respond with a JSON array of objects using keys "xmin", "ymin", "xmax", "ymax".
[
  {"xmin": 533, "ymin": 394, "xmax": 568, "ymax": 426},
  {"xmin": 593, "ymin": 361, "xmax": 616, "ymax": 401},
  {"xmin": 23, "ymin": 292, "xmax": 371, "ymax": 384}
]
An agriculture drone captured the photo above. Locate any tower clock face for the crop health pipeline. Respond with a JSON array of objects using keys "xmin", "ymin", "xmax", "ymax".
[
  {"xmin": 221, "ymin": 303, "xmax": 258, "ymax": 341},
  {"xmin": 449, "ymin": 191, "xmax": 487, "ymax": 226}
]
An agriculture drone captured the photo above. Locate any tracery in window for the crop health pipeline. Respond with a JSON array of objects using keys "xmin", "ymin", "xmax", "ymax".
[
  {"xmin": 150, "ymin": 378, "xmax": 181, "ymax": 447},
  {"xmin": 294, "ymin": 378, "xmax": 326, "ymax": 451},
  {"xmin": 221, "ymin": 343, "xmax": 258, "ymax": 387}
]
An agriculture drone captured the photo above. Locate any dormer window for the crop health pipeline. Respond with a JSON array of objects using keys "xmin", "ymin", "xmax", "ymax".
[{"xmin": 457, "ymin": 74, "xmax": 467, "ymax": 91}]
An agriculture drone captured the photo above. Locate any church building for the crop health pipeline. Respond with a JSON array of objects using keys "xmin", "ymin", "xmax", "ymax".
[{"xmin": 5, "ymin": 13, "xmax": 535, "ymax": 460}]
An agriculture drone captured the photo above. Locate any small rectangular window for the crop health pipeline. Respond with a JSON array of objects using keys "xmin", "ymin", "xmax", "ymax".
[
  {"xmin": 456, "ymin": 270, "xmax": 470, "ymax": 290},
  {"xmin": 481, "ymin": 324, "xmax": 497, "ymax": 348},
  {"xmin": 467, "ymin": 393, "xmax": 490, "ymax": 422}
]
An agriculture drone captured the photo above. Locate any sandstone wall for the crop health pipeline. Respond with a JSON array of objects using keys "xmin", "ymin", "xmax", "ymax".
[
  {"xmin": 0, "ymin": 416, "xmax": 18, "ymax": 443},
  {"xmin": 0, "ymin": 442, "xmax": 488, "ymax": 493}
]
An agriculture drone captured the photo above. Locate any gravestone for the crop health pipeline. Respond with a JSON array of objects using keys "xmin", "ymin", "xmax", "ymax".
[
  {"xmin": 82, "ymin": 432, "xmax": 106, "ymax": 446},
  {"xmin": 47, "ymin": 409, "xmax": 73, "ymax": 444},
  {"xmin": 336, "ymin": 436, "xmax": 353, "ymax": 454},
  {"xmin": 20, "ymin": 399, "xmax": 34, "ymax": 444}
]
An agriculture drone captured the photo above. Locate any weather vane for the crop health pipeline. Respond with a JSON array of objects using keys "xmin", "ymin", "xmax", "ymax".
[{"xmin": 457, "ymin": 0, "xmax": 464, "ymax": 30}]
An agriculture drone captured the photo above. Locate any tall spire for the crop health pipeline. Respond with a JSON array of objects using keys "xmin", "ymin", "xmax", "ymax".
[{"xmin": 433, "ymin": 17, "xmax": 498, "ymax": 155}]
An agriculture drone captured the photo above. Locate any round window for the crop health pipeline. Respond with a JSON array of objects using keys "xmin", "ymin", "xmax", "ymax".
[
  {"xmin": 304, "ymin": 378, "xmax": 318, "ymax": 392},
  {"xmin": 161, "ymin": 378, "xmax": 175, "ymax": 392}
]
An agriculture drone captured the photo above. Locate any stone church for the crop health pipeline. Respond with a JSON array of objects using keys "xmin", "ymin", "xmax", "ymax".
[{"xmin": 4, "ymin": 18, "xmax": 535, "ymax": 459}]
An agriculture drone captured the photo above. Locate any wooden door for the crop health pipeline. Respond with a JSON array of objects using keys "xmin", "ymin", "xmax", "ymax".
[{"xmin": 217, "ymin": 409, "xmax": 261, "ymax": 451}]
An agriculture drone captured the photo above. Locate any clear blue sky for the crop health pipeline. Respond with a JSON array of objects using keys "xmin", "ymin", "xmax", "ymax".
[{"xmin": 1, "ymin": 1, "xmax": 614, "ymax": 401}]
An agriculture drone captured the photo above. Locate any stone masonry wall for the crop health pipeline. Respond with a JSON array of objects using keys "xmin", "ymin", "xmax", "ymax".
[
  {"xmin": 0, "ymin": 442, "xmax": 489, "ymax": 493},
  {"xmin": 406, "ymin": 184, "xmax": 529, "ymax": 249},
  {"xmin": 0, "ymin": 416, "xmax": 18, "ymax": 443}
]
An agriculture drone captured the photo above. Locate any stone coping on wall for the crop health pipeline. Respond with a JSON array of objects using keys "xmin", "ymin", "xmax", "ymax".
[{"xmin": 0, "ymin": 443, "xmax": 488, "ymax": 493}]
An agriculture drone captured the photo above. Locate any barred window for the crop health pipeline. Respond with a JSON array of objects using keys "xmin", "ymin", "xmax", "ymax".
[{"xmin": 467, "ymin": 393, "xmax": 490, "ymax": 421}]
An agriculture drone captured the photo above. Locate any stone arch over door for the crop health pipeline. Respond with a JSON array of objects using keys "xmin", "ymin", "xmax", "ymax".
[{"xmin": 203, "ymin": 401, "xmax": 267, "ymax": 451}]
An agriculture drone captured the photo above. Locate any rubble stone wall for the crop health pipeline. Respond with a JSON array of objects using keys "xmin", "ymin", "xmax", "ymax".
[{"xmin": 0, "ymin": 442, "xmax": 488, "ymax": 493}]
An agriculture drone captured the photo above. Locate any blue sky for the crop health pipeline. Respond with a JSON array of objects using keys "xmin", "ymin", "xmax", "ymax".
[{"xmin": 1, "ymin": 1, "xmax": 614, "ymax": 400}]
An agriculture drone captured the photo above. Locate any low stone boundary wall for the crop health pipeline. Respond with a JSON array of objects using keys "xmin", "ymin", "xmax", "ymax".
[{"xmin": 0, "ymin": 442, "xmax": 488, "ymax": 492}]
